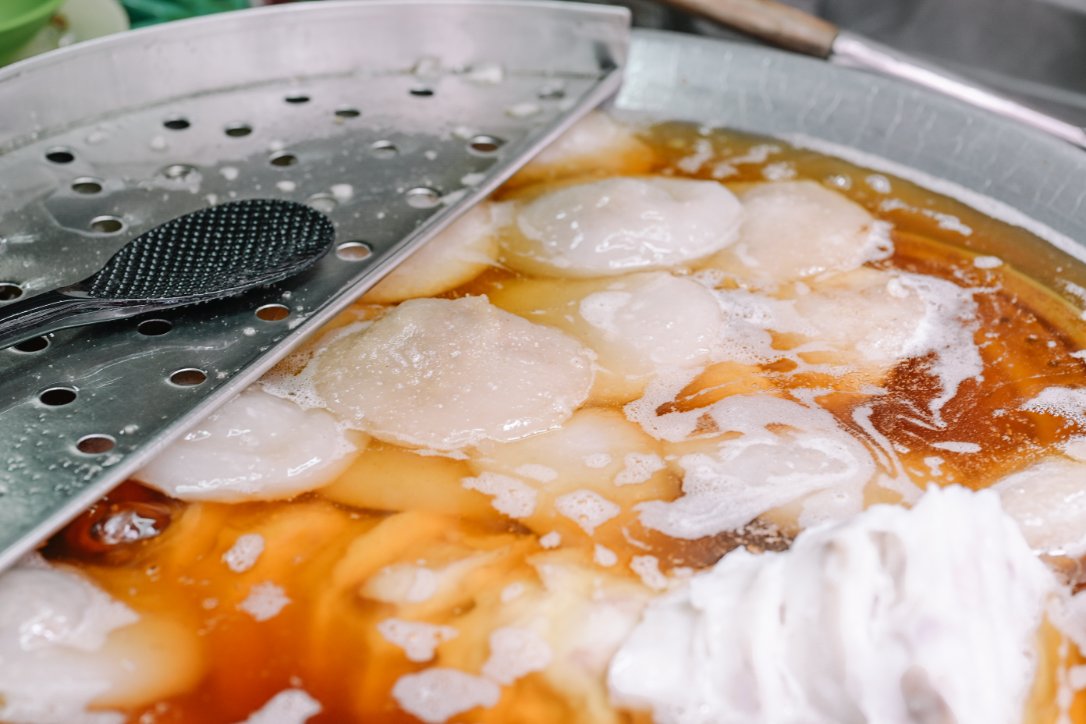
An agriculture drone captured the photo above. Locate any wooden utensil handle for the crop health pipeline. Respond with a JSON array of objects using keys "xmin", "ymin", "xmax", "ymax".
[{"xmin": 661, "ymin": 0, "xmax": 839, "ymax": 58}]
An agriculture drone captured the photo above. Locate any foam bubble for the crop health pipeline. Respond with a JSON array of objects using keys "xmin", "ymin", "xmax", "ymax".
[
  {"xmin": 481, "ymin": 627, "xmax": 552, "ymax": 684},
  {"xmin": 555, "ymin": 490, "xmax": 620, "ymax": 534},
  {"xmin": 392, "ymin": 669, "xmax": 499, "ymax": 723},
  {"xmin": 222, "ymin": 534, "xmax": 265, "ymax": 573},
  {"xmin": 377, "ymin": 619, "xmax": 458, "ymax": 663},
  {"xmin": 238, "ymin": 582, "xmax": 290, "ymax": 622}
]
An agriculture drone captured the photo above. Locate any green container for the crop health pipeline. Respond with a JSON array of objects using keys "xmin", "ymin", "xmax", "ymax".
[{"xmin": 0, "ymin": 0, "xmax": 65, "ymax": 65}]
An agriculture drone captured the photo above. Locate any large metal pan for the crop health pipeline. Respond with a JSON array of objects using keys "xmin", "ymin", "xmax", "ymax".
[{"xmin": 0, "ymin": 0, "xmax": 1084, "ymax": 568}]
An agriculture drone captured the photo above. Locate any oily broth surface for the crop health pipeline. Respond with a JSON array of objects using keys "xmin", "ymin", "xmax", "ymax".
[{"xmin": 42, "ymin": 122, "xmax": 1086, "ymax": 723}]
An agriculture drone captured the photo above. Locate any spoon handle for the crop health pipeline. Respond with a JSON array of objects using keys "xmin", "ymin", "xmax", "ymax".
[{"xmin": 0, "ymin": 290, "xmax": 136, "ymax": 349}]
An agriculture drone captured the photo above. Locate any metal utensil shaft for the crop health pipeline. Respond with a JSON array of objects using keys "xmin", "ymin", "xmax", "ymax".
[{"xmin": 656, "ymin": 0, "xmax": 1086, "ymax": 150}]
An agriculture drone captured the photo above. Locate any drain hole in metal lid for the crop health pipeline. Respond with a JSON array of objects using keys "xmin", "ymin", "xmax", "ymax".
[
  {"xmin": 306, "ymin": 194, "xmax": 337, "ymax": 213},
  {"xmin": 71, "ymin": 177, "xmax": 103, "ymax": 195},
  {"xmin": 77, "ymin": 434, "xmax": 115, "ymax": 454},
  {"xmin": 169, "ymin": 368, "xmax": 207, "ymax": 386},
  {"xmin": 409, "ymin": 87, "xmax": 434, "ymax": 97},
  {"xmin": 12, "ymin": 336, "xmax": 48, "ymax": 353},
  {"xmin": 90, "ymin": 216, "xmax": 124, "ymax": 234},
  {"xmin": 285, "ymin": 94, "xmax": 310, "ymax": 104},
  {"xmin": 45, "ymin": 147, "xmax": 75, "ymax": 164},
  {"xmin": 39, "ymin": 386, "xmax": 77, "ymax": 406},
  {"xmin": 225, "ymin": 123, "xmax": 252, "ymax": 137},
  {"xmin": 256, "ymin": 304, "xmax": 290, "ymax": 321},
  {"xmin": 335, "ymin": 241, "xmax": 372, "ymax": 261},
  {"xmin": 0, "ymin": 283, "xmax": 23, "ymax": 301},
  {"xmin": 370, "ymin": 141, "xmax": 398, "ymax": 159},
  {"xmin": 163, "ymin": 116, "xmax": 190, "ymax": 130},
  {"xmin": 269, "ymin": 152, "xmax": 297, "ymax": 167},
  {"xmin": 137, "ymin": 319, "xmax": 172, "ymax": 336},
  {"xmin": 405, "ymin": 187, "xmax": 440, "ymax": 209},
  {"xmin": 468, "ymin": 135, "xmax": 504, "ymax": 155},
  {"xmin": 335, "ymin": 108, "xmax": 360, "ymax": 119}
]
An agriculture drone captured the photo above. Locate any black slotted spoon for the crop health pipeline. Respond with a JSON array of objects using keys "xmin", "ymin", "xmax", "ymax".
[{"xmin": 0, "ymin": 199, "xmax": 335, "ymax": 348}]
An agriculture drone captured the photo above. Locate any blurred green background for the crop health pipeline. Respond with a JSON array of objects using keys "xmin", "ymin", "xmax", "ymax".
[{"xmin": 122, "ymin": 0, "xmax": 251, "ymax": 27}]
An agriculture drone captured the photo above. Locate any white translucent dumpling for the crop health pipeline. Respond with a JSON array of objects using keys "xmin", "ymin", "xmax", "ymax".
[
  {"xmin": 708, "ymin": 180, "xmax": 889, "ymax": 285},
  {"xmin": 794, "ymin": 269, "xmax": 929, "ymax": 368},
  {"xmin": 508, "ymin": 111, "xmax": 655, "ymax": 186},
  {"xmin": 136, "ymin": 388, "xmax": 363, "ymax": 502},
  {"xmin": 0, "ymin": 562, "xmax": 202, "ymax": 723},
  {"xmin": 363, "ymin": 203, "xmax": 503, "ymax": 304},
  {"xmin": 993, "ymin": 457, "xmax": 1086, "ymax": 556},
  {"xmin": 489, "ymin": 272, "xmax": 724, "ymax": 403},
  {"xmin": 504, "ymin": 177, "xmax": 742, "ymax": 278},
  {"xmin": 314, "ymin": 297, "xmax": 594, "ymax": 450}
]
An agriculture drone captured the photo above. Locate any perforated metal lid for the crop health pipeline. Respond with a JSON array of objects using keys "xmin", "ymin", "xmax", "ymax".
[{"xmin": 0, "ymin": 0, "xmax": 628, "ymax": 570}]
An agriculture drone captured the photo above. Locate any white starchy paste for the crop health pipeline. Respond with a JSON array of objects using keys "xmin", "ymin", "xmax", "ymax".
[
  {"xmin": 238, "ymin": 583, "xmax": 290, "ymax": 622},
  {"xmin": 237, "ymin": 689, "xmax": 321, "ymax": 724},
  {"xmin": 314, "ymin": 297, "xmax": 593, "ymax": 450},
  {"xmin": 523, "ymin": 112, "xmax": 649, "ymax": 173},
  {"xmin": 993, "ymin": 457, "xmax": 1086, "ymax": 556},
  {"xmin": 609, "ymin": 486, "xmax": 1056, "ymax": 724},
  {"xmin": 392, "ymin": 668, "xmax": 500, "ymax": 723},
  {"xmin": 505, "ymin": 177, "xmax": 741, "ymax": 278},
  {"xmin": 629, "ymin": 555, "xmax": 668, "ymax": 591},
  {"xmin": 629, "ymin": 393, "xmax": 874, "ymax": 537},
  {"xmin": 222, "ymin": 534, "xmax": 265, "ymax": 573},
  {"xmin": 136, "ymin": 389, "xmax": 362, "ymax": 502},
  {"xmin": 377, "ymin": 619, "xmax": 457, "ymax": 663}
]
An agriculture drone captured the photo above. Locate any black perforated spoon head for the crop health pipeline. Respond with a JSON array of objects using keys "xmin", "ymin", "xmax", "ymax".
[{"xmin": 0, "ymin": 199, "xmax": 335, "ymax": 348}]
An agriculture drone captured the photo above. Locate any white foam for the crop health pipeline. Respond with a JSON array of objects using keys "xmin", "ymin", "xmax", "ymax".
[
  {"xmin": 462, "ymin": 473, "xmax": 538, "ymax": 518},
  {"xmin": 931, "ymin": 441, "xmax": 982, "ymax": 454},
  {"xmin": 481, "ymin": 627, "xmax": 552, "ymax": 684},
  {"xmin": 555, "ymin": 490, "xmax": 620, "ymax": 534},
  {"xmin": 630, "ymin": 555, "xmax": 668, "ymax": 591},
  {"xmin": 614, "ymin": 452, "xmax": 665, "ymax": 486},
  {"xmin": 539, "ymin": 532, "xmax": 562, "ymax": 549},
  {"xmin": 237, "ymin": 689, "xmax": 321, "ymax": 724},
  {"xmin": 595, "ymin": 545, "xmax": 618, "ymax": 567},
  {"xmin": 222, "ymin": 534, "xmax": 265, "ymax": 573},
  {"xmin": 238, "ymin": 583, "xmax": 290, "ymax": 622},
  {"xmin": 392, "ymin": 669, "xmax": 499, "ymax": 723},
  {"xmin": 1022, "ymin": 386, "xmax": 1086, "ymax": 426},
  {"xmin": 378, "ymin": 619, "xmax": 457, "ymax": 662}
]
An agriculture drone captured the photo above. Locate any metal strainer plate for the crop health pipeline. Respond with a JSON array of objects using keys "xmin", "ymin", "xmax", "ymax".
[{"xmin": 0, "ymin": 0, "xmax": 628, "ymax": 570}]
